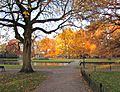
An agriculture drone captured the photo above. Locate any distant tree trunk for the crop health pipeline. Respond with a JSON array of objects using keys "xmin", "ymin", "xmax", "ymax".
[{"xmin": 20, "ymin": 33, "xmax": 34, "ymax": 73}]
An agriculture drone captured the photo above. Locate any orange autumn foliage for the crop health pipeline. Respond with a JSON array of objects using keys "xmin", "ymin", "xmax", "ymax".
[{"xmin": 34, "ymin": 24, "xmax": 120, "ymax": 58}]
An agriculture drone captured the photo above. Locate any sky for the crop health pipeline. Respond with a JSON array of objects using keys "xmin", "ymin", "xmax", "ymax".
[
  {"xmin": 0, "ymin": 0, "xmax": 90, "ymax": 44},
  {"xmin": 0, "ymin": 19, "xmax": 90, "ymax": 45}
]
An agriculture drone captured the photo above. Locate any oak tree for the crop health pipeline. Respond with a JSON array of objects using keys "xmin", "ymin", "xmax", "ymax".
[{"xmin": 0, "ymin": 0, "xmax": 74, "ymax": 72}]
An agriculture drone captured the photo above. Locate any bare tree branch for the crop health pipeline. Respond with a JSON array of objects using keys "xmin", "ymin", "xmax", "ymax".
[
  {"xmin": 0, "ymin": 23, "xmax": 14, "ymax": 27},
  {"xmin": 32, "ymin": 17, "xmax": 71, "ymax": 34},
  {"xmin": 0, "ymin": 18, "xmax": 25, "ymax": 28},
  {"xmin": 32, "ymin": 10, "xmax": 72, "ymax": 24}
]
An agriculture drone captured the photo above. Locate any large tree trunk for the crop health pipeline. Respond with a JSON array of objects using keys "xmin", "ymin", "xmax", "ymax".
[{"xmin": 20, "ymin": 35, "xmax": 34, "ymax": 73}]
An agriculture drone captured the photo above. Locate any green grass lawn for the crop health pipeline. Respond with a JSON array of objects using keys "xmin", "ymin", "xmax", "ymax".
[
  {"xmin": 90, "ymin": 71, "xmax": 120, "ymax": 92},
  {"xmin": 81, "ymin": 58, "xmax": 120, "ymax": 62},
  {"xmin": 0, "ymin": 58, "xmax": 120, "ymax": 62},
  {"xmin": 0, "ymin": 58, "xmax": 18, "ymax": 61},
  {"xmin": 0, "ymin": 58, "xmax": 72, "ymax": 69},
  {"xmin": 80, "ymin": 58, "xmax": 120, "ymax": 92},
  {"xmin": 0, "ymin": 64, "xmax": 65, "ymax": 69},
  {"xmin": 0, "ymin": 64, "xmax": 22, "ymax": 69},
  {"xmin": 0, "ymin": 72, "xmax": 47, "ymax": 92},
  {"xmin": 0, "ymin": 58, "xmax": 73, "ymax": 64},
  {"xmin": 32, "ymin": 58, "xmax": 73, "ymax": 63}
]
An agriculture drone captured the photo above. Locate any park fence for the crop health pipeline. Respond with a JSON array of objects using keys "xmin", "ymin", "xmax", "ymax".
[
  {"xmin": 81, "ymin": 69, "xmax": 111, "ymax": 92},
  {"xmin": 81, "ymin": 62, "xmax": 120, "ymax": 72}
]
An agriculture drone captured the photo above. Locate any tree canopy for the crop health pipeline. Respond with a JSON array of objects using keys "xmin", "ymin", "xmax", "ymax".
[{"xmin": 74, "ymin": 0, "xmax": 120, "ymax": 26}]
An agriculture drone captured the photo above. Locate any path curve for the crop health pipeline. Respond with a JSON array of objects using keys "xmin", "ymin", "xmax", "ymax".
[{"xmin": 33, "ymin": 60, "xmax": 92, "ymax": 92}]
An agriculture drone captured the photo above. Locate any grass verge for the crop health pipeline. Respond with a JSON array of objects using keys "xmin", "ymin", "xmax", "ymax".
[
  {"xmin": 0, "ymin": 64, "xmax": 65, "ymax": 69},
  {"xmin": 82, "ymin": 58, "xmax": 120, "ymax": 62},
  {"xmin": 0, "ymin": 72, "xmax": 47, "ymax": 92},
  {"xmin": 90, "ymin": 71, "xmax": 120, "ymax": 92},
  {"xmin": 0, "ymin": 58, "xmax": 18, "ymax": 61},
  {"xmin": 32, "ymin": 59, "xmax": 73, "ymax": 63},
  {"xmin": 0, "ymin": 64, "xmax": 21, "ymax": 69}
]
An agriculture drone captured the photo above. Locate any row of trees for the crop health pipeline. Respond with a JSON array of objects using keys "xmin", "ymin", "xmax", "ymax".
[
  {"xmin": 1, "ymin": 23, "xmax": 119, "ymax": 59},
  {"xmin": 34, "ymin": 24, "xmax": 120, "ymax": 58}
]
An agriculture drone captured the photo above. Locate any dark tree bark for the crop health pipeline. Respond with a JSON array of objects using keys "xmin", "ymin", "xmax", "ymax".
[{"xmin": 20, "ymin": 33, "xmax": 34, "ymax": 73}]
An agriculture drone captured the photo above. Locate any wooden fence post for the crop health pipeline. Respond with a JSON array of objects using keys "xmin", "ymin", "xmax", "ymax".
[{"xmin": 109, "ymin": 64, "xmax": 111, "ymax": 71}]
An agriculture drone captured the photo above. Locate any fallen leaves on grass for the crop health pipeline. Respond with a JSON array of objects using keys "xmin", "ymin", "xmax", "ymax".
[{"xmin": 0, "ymin": 72, "xmax": 47, "ymax": 92}]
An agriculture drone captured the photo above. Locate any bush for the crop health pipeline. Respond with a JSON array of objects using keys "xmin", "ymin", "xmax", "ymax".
[{"xmin": 108, "ymin": 58, "xmax": 111, "ymax": 60}]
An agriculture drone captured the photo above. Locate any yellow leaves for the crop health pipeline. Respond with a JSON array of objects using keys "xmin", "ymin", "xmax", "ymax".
[
  {"xmin": 54, "ymin": 28, "xmax": 98, "ymax": 58},
  {"xmin": 23, "ymin": 11, "xmax": 29, "ymax": 17},
  {"xmin": 35, "ymin": 37, "xmax": 56, "ymax": 57},
  {"xmin": 90, "ymin": 44, "xmax": 96, "ymax": 51},
  {"xmin": 27, "ymin": 5, "xmax": 32, "ymax": 9}
]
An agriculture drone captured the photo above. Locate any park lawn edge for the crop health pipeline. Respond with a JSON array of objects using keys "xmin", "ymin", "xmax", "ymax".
[
  {"xmin": 90, "ymin": 71, "xmax": 120, "ymax": 92},
  {"xmin": 0, "ymin": 71, "xmax": 48, "ymax": 92},
  {"xmin": 81, "ymin": 58, "xmax": 120, "ymax": 62},
  {"xmin": 32, "ymin": 59, "xmax": 73, "ymax": 63}
]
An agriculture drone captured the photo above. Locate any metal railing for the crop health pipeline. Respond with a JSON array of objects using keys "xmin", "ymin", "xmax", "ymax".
[{"xmin": 81, "ymin": 69, "xmax": 110, "ymax": 92}]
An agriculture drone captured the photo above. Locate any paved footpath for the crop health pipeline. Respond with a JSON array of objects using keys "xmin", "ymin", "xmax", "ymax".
[{"xmin": 34, "ymin": 60, "xmax": 92, "ymax": 92}]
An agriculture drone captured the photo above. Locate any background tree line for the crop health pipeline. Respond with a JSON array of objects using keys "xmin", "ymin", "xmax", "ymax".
[
  {"xmin": 34, "ymin": 23, "xmax": 120, "ymax": 58},
  {"xmin": 0, "ymin": 22, "xmax": 119, "ymax": 59}
]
